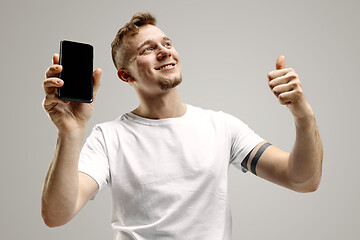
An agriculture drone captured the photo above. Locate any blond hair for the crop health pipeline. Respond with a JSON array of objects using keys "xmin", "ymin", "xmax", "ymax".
[{"xmin": 111, "ymin": 12, "xmax": 157, "ymax": 70}]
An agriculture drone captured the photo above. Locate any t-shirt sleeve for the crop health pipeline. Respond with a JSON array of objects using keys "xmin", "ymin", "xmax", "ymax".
[
  {"xmin": 225, "ymin": 113, "xmax": 265, "ymax": 172},
  {"xmin": 79, "ymin": 125, "xmax": 110, "ymax": 192}
]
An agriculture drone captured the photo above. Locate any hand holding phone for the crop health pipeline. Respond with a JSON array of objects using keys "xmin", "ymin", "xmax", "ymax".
[
  {"xmin": 58, "ymin": 40, "xmax": 94, "ymax": 103},
  {"xmin": 43, "ymin": 51, "xmax": 101, "ymax": 133}
]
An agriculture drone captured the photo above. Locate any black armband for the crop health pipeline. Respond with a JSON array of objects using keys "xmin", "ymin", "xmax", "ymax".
[
  {"xmin": 241, "ymin": 148, "xmax": 253, "ymax": 172},
  {"xmin": 250, "ymin": 142, "xmax": 272, "ymax": 175}
]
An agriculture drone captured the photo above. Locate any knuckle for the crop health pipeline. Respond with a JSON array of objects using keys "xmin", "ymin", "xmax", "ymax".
[
  {"xmin": 290, "ymin": 81, "xmax": 298, "ymax": 89},
  {"xmin": 278, "ymin": 93, "xmax": 285, "ymax": 101},
  {"xmin": 267, "ymin": 71, "xmax": 276, "ymax": 79},
  {"xmin": 294, "ymin": 89, "xmax": 303, "ymax": 98},
  {"xmin": 43, "ymin": 79, "xmax": 51, "ymax": 88},
  {"xmin": 45, "ymin": 65, "xmax": 61, "ymax": 78},
  {"xmin": 287, "ymin": 71, "xmax": 297, "ymax": 78},
  {"xmin": 291, "ymin": 80, "xmax": 302, "ymax": 89},
  {"xmin": 278, "ymin": 96, "xmax": 286, "ymax": 105},
  {"xmin": 272, "ymin": 86, "xmax": 280, "ymax": 95},
  {"xmin": 45, "ymin": 69, "xmax": 51, "ymax": 78},
  {"xmin": 45, "ymin": 93, "xmax": 52, "ymax": 101},
  {"xmin": 268, "ymin": 81, "xmax": 275, "ymax": 89},
  {"xmin": 287, "ymin": 67, "xmax": 295, "ymax": 73}
]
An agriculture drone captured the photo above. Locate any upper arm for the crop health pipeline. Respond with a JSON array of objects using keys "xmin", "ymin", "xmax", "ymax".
[
  {"xmin": 243, "ymin": 141, "xmax": 295, "ymax": 190},
  {"xmin": 73, "ymin": 172, "xmax": 99, "ymax": 216}
]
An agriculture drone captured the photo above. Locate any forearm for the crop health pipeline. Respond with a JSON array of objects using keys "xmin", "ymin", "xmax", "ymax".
[
  {"xmin": 265, "ymin": 56, "xmax": 323, "ymax": 192},
  {"xmin": 41, "ymin": 128, "xmax": 86, "ymax": 227},
  {"xmin": 288, "ymin": 111, "xmax": 323, "ymax": 192}
]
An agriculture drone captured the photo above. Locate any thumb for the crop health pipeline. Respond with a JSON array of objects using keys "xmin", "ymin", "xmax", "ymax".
[
  {"xmin": 276, "ymin": 55, "xmax": 286, "ymax": 70},
  {"xmin": 93, "ymin": 68, "xmax": 102, "ymax": 99}
]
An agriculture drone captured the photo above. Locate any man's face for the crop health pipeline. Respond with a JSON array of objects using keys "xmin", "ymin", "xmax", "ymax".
[{"xmin": 122, "ymin": 24, "xmax": 182, "ymax": 94}]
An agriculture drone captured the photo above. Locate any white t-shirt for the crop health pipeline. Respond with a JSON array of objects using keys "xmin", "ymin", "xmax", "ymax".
[{"xmin": 79, "ymin": 104, "xmax": 264, "ymax": 240}]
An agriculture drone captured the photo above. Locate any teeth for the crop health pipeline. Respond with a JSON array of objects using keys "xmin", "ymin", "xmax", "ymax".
[{"xmin": 158, "ymin": 64, "xmax": 174, "ymax": 70}]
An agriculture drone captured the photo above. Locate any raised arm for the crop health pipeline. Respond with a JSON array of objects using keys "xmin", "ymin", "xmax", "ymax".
[
  {"xmin": 41, "ymin": 54, "xmax": 102, "ymax": 227},
  {"xmin": 243, "ymin": 56, "xmax": 323, "ymax": 193}
]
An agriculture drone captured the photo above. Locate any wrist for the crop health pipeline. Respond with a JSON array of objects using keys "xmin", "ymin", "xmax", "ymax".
[
  {"xmin": 58, "ymin": 127, "xmax": 87, "ymax": 140},
  {"xmin": 290, "ymin": 99, "xmax": 314, "ymax": 119},
  {"xmin": 293, "ymin": 109, "xmax": 316, "ymax": 130}
]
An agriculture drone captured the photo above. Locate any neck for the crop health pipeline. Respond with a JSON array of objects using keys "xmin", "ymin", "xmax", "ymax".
[{"xmin": 132, "ymin": 88, "xmax": 186, "ymax": 119}]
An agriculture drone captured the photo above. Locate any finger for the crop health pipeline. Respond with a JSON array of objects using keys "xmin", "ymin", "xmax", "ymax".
[
  {"xmin": 267, "ymin": 68, "xmax": 295, "ymax": 80},
  {"xmin": 43, "ymin": 78, "xmax": 64, "ymax": 94},
  {"xmin": 45, "ymin": 64, "xmax": 63, "ymax": 78},
  {"xmin": 92, "ymin": 68, "xmax": 102, "ymax": 100},
  {"xmin": 43, "ymin": 93, "xmax": 68, "ymax": 112},
  {"xmin": 277, "ymin": 87, "xmax": 303, "ymax": 105},
  {"xmin": 272, "ymin": 82, "xmax": 295, "ymax": 97},
  {"xmin": 268, "ymin": 71, "xmax": 297, "ymax": 89},
  {"xmin": 53, "ymin": 54, "xmax": 60, "ymax": 65},
  {"xmin": 276, "ymin": 55, "xmax": 286, "ymax": 70}
]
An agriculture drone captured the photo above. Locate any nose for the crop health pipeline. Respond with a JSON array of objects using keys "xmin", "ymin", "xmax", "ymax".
[{"xmin": 157, "ymin": 45, "xmax": 171, "ymax": 60}]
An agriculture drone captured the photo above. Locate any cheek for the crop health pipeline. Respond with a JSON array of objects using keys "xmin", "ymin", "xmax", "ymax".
[
  {"xmin": 136, "ymin": 58, "xmax": 153, "ymax": 72},
  {"xmin": 133, "ymin": 62, "xmax": 155, "ymax": 80}
]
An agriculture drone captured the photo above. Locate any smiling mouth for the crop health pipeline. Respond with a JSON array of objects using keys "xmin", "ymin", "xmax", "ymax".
[{"xmin": 155, "ymin": 63, "xmax": 176, "ymax": 70}]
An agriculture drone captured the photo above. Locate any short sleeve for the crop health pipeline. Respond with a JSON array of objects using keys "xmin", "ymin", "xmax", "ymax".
[
  {"xmin": 225, "ymin": 113, "xmax": 265, "ymax": 172},
  {"xmin": 79, "ymin": 125, "xmax": 110, "ymax": 192}
]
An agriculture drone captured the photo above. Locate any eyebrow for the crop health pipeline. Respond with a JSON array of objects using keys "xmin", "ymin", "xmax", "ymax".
[{"xmin": 137, "ymin": 37, "xmax": 171, "ymax": 51}]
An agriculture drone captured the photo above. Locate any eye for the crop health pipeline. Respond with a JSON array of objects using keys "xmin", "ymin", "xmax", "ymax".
[
  {"xmin": 141, "ymin": 47, "xmax": 153, "ymax": 55},
  {"xmin": 163, "ymin": 42, "xmax": 172, "ymax": 48}
]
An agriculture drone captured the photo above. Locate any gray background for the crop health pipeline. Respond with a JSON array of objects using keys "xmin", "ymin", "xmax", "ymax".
[{"xmin": 1, "ymin": 0, "xmax": 359, "ymax": 239}]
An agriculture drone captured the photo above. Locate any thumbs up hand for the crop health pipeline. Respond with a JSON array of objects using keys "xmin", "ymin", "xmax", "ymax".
[{"xmin": 267, "ymin": 56, "xmax": 313, "ymax": 119}]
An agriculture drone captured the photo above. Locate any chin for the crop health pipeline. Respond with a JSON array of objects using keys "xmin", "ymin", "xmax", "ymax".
[{"xmin": 159, "ymin": 75, "xmax": 182, "ymax": 91}]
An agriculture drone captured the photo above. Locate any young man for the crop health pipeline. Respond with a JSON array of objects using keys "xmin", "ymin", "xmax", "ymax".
[{"xmin": 41, "ymin": 12, "xmax": 323, "ymax": 239}]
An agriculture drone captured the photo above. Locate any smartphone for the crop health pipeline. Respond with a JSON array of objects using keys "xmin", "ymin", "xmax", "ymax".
[{"xmin": 58, "ymin": 40, "xmax": 93, "ymax": 103}]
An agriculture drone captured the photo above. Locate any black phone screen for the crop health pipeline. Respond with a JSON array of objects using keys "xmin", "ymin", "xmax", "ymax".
[{"xmin": 58, "ymin": 40, "xmax": 93, "ymax": 103}]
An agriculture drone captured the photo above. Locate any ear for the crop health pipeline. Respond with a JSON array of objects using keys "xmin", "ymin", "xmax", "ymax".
[{"xmin": 117, "ymin": 68, "xmax": 134, "ymax": 83}]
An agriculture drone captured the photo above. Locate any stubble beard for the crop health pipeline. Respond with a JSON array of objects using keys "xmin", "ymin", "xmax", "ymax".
[{"xmin": 159, "ymin": 74, "xmax": 182, "ymax": 91}]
